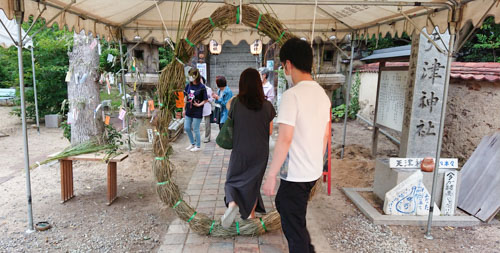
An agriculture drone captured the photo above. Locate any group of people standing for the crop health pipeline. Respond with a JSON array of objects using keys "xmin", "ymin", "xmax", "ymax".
[
  {"xmin": 182, "ymin": 38, "xmax": 330, "ymax": 253},
  {"xmin": 182, "ymin": 66, "xmax": 274, "ymax": 152}
]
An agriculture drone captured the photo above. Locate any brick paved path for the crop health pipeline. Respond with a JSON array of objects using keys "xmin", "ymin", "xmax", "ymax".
[{"xmin": 158, "ymin": 141, "xmax": 288, "ymax": 253}]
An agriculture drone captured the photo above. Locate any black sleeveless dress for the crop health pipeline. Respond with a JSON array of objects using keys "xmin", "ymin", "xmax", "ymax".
[{"xmin": 224, "ymin": 99, "xmax": 276, "ymax": 219}]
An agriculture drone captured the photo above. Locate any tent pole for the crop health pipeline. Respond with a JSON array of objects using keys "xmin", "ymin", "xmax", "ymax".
[
  {"xmin": 30, "ymin": 46, "xmax": 40, "ymax": 133},
  {"xmin": 425, "ymin": 26, "xmax": 456, "ymax": 240},
  {"xmin": 119, "ymin": 36, "xmax": 131, "ymax": 151},
  {"xmin": 17, "ymin": 18, "xmax": 35, "ymax": 234},
  {"xmin": 340, "ymin": 35, "xmax": 355, "ymax": 159}
]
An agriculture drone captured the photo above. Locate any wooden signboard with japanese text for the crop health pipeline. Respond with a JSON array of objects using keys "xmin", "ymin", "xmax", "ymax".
[{"xmin": 376, "ymin": 69, "xmax": 408, "ymax": 132}]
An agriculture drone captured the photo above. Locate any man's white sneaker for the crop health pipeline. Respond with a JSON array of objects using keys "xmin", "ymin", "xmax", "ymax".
[
  {"xmin": 190, "ymin": 146, "xmax": 201, "ymax": 152},
  {"xmin": 185, "ymin": 144, "xmax": 195, "ymax": 150}
]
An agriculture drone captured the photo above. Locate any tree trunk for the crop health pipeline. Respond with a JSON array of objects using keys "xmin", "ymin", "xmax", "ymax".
[{"xmin": 68, "ymin": 32, "xmax": 104, "ymax": 145}]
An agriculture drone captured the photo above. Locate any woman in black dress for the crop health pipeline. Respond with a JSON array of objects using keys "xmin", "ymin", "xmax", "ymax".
[{"xmin": 221, "ymin": 68, "xmax": 276, "ymax": 229}]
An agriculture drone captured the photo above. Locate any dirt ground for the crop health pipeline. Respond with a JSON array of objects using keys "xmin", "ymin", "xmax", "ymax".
[
  {"xmin": 312, "ymin": 120, "xmax": 500, "ymax": 253},
  {"xmin": 0, "ymin": 106, "xmax": 199, "ymax": 252},
  {"xmin": 1, "ymin": 106, "xmax": 499, "ymax": 252}
]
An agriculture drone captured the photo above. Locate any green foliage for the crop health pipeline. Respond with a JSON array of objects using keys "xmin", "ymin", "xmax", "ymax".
[
  {"xmin": 348, "ymin": 71, "xmax": 361, "ymax": 118},
  {"xmin": 457, "ymin": 17, "xmax": 500, "ymax": 62},
  {"xmin": 159, "ymin": 46, "xmax": 174, "ymax": 70},
  {"xmin": 364, "ymin": 32, "xmax": 411, "ymax": 51},
  {"xmin": 332, "ymin": 72, "xmax": 361, "ymax": 121},
  {"xmin": 58, "ymin": 119, "xmax": 123, "ymax": 155},
  {"xmin": 0, "ymin": 17, "xmax": 72, "ymax": 119},
  {"xmin": 332, "ymin": 104, "xmax": 346, "ymax": 120},
  {"xmin": 105, "ymin": 124, "xmax": 123, "ymax": 146},
  {"xmin": 61, "ymin": 120, "xmax": 71, "ymax": 141},
  {"xmin": 100, "ymin": 87, "xmax": 122, "ymax": 111},
  {"xmin": 99, "ymin": 45, "xmax": 121, "ymax": 73}
]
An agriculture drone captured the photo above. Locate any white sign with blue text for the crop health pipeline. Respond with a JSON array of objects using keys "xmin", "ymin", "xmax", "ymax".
[{"xmin": 389, "ymin": 158, "xmax": 458, "ymax": 169}]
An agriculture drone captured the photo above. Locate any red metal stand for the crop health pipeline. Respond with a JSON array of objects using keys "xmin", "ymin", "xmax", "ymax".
[{"xmin": 323, "ymin": 115, "xmax": 332, "ymax": 196}]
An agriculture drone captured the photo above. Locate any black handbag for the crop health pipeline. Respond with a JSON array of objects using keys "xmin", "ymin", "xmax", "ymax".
[{"xmin": 211, "ymin": 105, "xmax": 221, "ymax": 124}]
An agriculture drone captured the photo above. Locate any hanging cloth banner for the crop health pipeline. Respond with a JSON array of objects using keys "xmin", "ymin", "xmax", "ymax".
[
  {"xmin": 89, "ymin": 39, "xmax": 97, "ymax": 50},
  {"xmin": 148, "ymin": 100, "xmax": 155, "ymax": 117},
  {"xmin": 175, "ymin": 92, "xmax": 185, "ymax": 109},
  {"xmin": 65, "ymin": 70, "xmax": 72, "ymax": 83},
  {"xmin": 109, "ymin": 74, "xmax": 115, "ymax": 85},
  {"xmin": 107, "ymin": 54, "xmax": 114, "ymax": 63},
  {"xmin": 118, "ymin": 108, "xmax": 126, "ymax": 121},
  {"xmin": 105, "ymin": 76, "xmax": 111, "ymax": 95},
  {"xmin": 99, "ymin": 73, "xmax": 105, "ymax": 84},
  {"xmin": 94, "ymin": 104, "xmax": 103, "ymax": 119},
  {"xmin": 67, "ymin": 109, "xmax": 75, "ymax": 124},
  {"xmin": 148, "ymin": 100, "xmax": 155, "ymax": 112},
  {"xmin": 79, "ymin": 73, "xmax": 88, "ymax": 84}
]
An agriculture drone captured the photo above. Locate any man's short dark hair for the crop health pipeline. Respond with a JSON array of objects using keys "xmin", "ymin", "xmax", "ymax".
[{"xmin": 279, "ymin": 37, "xmax": 313, "ymax": 73}]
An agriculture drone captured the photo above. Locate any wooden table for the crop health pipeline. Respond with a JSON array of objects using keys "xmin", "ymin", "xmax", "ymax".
[{"xmin": 49, "ymin": 153, "xmax": 128, "ymax": 205}]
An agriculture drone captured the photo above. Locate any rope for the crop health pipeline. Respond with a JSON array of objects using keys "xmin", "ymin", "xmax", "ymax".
[
  {"xmin": 259, "ymin": 218, "xmax": 267, "ymax": 232},
  {"xmin": 311, "ymin": 0, "xmax": 318, "ymax": 47},
  {"xmin": 154, "ymin": 1, "xmax": 175, "ymax": 51},
  {"xmin": 256, "ymin": 14, "xmax": 262, "ymax": 29},
  {"xmin": 187, "ymin": 212, "xmax": 197, "ymax": 222},
  {"xmin": 185, "ymin": 38, "xmax": 196, "ymax": 47},
  {"xmin": 208, "ymin": 220, "xmax": 215, "ymax": 234},
  {"xmin": 173, "ymin": 200, "xmax": 183, "ymax": 209},
  {"xmin": 157, "ymin": 180, "xmax": 170, "ymax": 185},
  {"xmin": 276, "ymin": 31, "xmax": 286, "ymax": 43},
  {"xmin": 236, "ymin": 6, "xmax": 240, "ymax": 24}
]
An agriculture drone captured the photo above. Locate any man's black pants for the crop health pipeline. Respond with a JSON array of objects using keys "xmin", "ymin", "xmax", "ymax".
[{"xmin": 275, "ymin": 179, "xmax": 316, "ymax": 253}]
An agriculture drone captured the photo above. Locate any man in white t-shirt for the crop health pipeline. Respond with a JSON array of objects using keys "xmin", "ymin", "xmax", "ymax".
[
  {"xmin": 259, "ymin": 67, "xmax": 275, "ymax": 103},
  {"xmin": 263, "ymin": 38, "xmax": 331, "ymax": 253}
]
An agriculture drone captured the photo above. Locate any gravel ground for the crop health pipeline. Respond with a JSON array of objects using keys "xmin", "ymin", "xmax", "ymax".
[
  {"xmin": 325, "ymin": 213, "xmax": 413, "ymax": 253},
  {"xmin": 0, "ymin": 108, "xmax": 200, "ymax": 252}
]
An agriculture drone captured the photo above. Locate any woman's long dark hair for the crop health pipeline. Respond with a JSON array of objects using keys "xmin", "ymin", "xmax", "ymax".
[{"xmin": 238, "ymin": 68, "xmax": 265, "ymax": 111}]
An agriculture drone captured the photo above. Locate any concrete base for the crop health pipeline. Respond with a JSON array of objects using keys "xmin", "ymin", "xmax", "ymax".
[
  {"xmin": 373, "ymin": 158, "xmax": 461, "ymax": 209},
  {"xmin": 44, "ymin": 114, "xmax": 61, "ymax": 128},
  {"xmin": 131, "ymin": 133, "xmax": 153, "ymax": 151},
  {"xmin": 133, "ymin": 112, "xmax": 154, "ymax": 142},
  {"xmin": 343, "ymin": 188, "xmax": 480, "ymax": 227}
]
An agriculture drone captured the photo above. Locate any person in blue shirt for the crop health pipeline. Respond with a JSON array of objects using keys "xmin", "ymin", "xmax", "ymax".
[
  {"xmin": 212, "ymin": 76, "xmax": 233, "ymax": 130},
  {"xmin": 183, "ymin": 68, "xmax": 208, "ymax": 152}
]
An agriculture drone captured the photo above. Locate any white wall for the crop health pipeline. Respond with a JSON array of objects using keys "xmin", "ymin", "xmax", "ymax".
[{"xmin": 358, "ymin": 72, "xmax": 379, "ymax": 121}]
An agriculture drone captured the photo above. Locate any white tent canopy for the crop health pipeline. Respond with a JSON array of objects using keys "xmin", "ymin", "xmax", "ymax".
[
  {"xmin": 0, "ymin": 0, "xmax": 498, "ymax": 236},
  {"xmin": 0, "ymin": 9, "xmax": 32, "ymax": 48},
  {"xmin": 0, "ymin": 0, "xmax": 498, "ymax": 45}
]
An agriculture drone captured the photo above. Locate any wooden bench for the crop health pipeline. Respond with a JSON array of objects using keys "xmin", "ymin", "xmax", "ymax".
[{"xmin": 48, "ymin": 153, "xmax": 128, "ymax": 205}]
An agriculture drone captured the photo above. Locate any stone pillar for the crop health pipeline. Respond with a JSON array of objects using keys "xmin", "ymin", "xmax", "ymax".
[{"xmin": 399, "ymin": 28, "xmax": 450, "ymax": 158}]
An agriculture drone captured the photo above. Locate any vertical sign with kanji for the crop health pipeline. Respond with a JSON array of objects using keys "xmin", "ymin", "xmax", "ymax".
[
  {"xmin": 441, "ymin": 171, "xmax": 457, "ymax": 215},
  {"xmin": 399, "ymin": 28, "xmax": 450, "ymax": 158}
]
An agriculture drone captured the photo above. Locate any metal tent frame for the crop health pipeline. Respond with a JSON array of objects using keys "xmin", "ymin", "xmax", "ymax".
[{"xmin": 3, "ymin": 0, "xmax": 497, "ymax": 239}]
